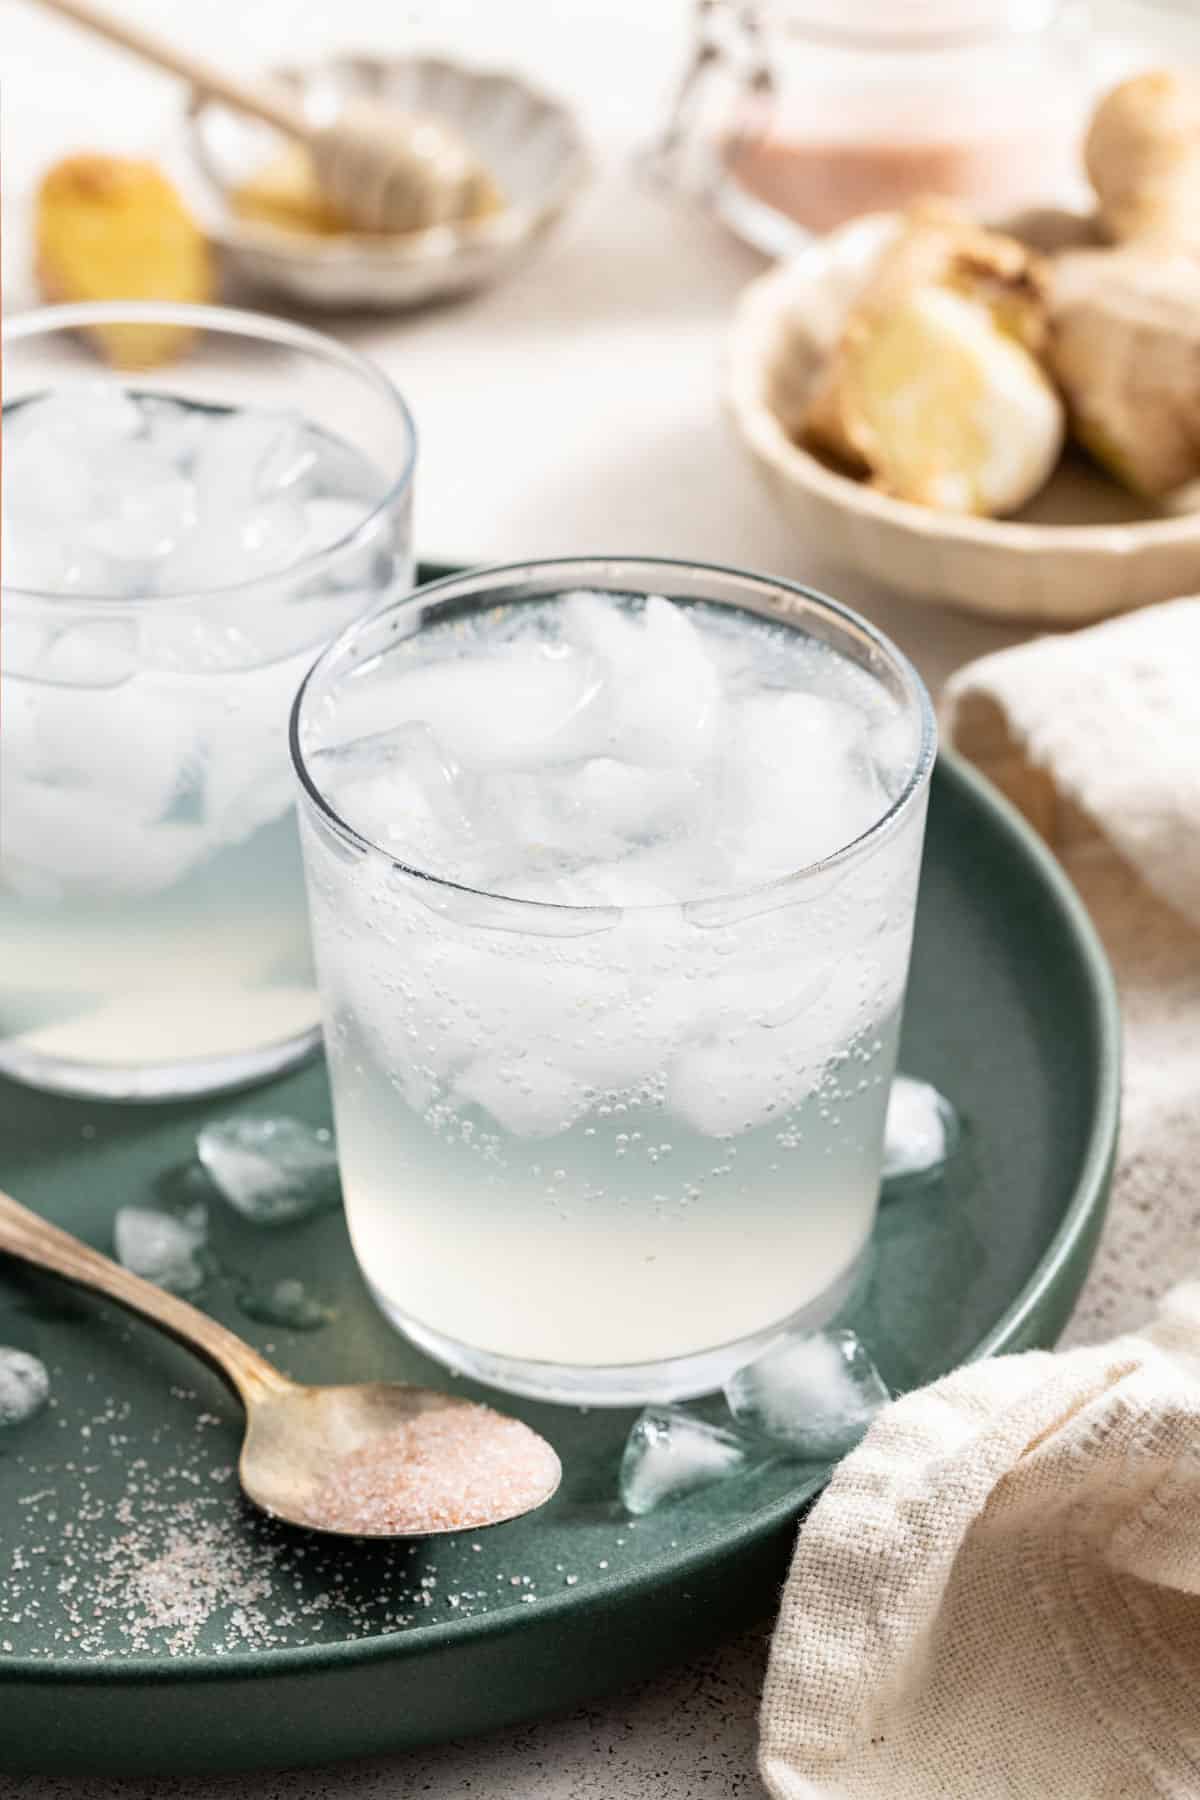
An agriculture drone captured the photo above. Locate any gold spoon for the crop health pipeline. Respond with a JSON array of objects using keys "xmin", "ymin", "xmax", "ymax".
[{"xmin": 0, "ymin": 1189, "xmax": 561, "ymax": 1538}]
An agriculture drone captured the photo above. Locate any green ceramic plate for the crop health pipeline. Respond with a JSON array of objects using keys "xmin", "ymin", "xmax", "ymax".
[{"xmin": 0, "ymin": 726, "xmax": 1118, "ymax": 1775}]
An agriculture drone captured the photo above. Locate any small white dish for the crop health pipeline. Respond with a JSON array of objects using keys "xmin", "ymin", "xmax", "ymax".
[
  {"xmin": 186, "ymin": 54, "xmax": 589, "ymax": 311},
  {"xmin": 726, "ymin": 211, "xmax": 1200, "ymax": 624}
]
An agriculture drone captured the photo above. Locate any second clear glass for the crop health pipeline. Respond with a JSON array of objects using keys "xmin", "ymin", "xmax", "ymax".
[{"xmin": 0, "ymin": 302, "xmax": 416, "ymax": 1101}]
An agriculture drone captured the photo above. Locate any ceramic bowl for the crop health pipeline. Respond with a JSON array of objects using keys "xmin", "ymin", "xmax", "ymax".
[
  {"xmin": 185, "ymin": 54, "xmax": 589, "ymax": 311},
  {"xmin": 726, "ymin": 211, "xmax": 1200, "ymax": 623}
]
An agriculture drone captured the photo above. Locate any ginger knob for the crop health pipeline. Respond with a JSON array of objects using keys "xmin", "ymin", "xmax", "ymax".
[
  {"xmin": 1086, "ymin": 70, "xmax": 1200, "ymax": 253},
  {"xmin": 36, "ymin": 155, "xmax": 214, "ymax": 369}
]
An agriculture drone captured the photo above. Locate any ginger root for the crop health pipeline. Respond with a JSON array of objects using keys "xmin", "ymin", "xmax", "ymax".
[
  {"xmin": 803, "ymin": 206, "xmax": 1063, "ymax": 516},
  {"xmin": 1086, "ymin": 69, "xmax": 1200, "ymax": 253},
  {"xmin": 36, "ymin": 155, "xmax": 214, "ymax": 369},
  {"xmin": 1047, "ymin": 247, "xmax": 1200, "ymax": 499}
]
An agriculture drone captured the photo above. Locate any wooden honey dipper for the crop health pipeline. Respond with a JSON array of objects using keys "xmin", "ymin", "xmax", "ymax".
[{"xmin": 34, "ymin": 0, "xmax": 496, "ymax": 233}]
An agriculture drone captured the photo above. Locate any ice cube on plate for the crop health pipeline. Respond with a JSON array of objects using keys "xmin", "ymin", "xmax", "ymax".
[
  {"xmin": 883, "ymin": 1076, "xmax": 960, "ymax": 1185},
  {"xmin": 235, "ymin": 1276, "xmax": 332, "ymax": 1331},
  {"xmin": 196, "ymin": 1116, "xmax": 340, "ymax": 1225},
  {"xmin": 0, "ymin": 1348, "xmax": 50, "ymax": 1427},
  {"xmin": 114, "ymin": 1204, "xmax": 208, "ymax": 1296},
  {"xmin": 619, "ymin": 1406, "xmax": 749, "ymax": 1515},
  {"xmin": 724, "ymin": 1328, "xmax": 890, "ymax": 1458}
]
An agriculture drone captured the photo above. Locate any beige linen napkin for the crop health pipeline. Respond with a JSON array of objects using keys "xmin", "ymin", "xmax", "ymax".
[{"xmin": 760, "ymin": 596, "xmax": 1200, "ymax": 1800}]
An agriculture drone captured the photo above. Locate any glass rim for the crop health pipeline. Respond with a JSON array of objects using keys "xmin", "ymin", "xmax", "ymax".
[
  {"xmin": 1, "ymin": 300, "xmax": 417, "ymax": 610},
  {"xmin": 290, "ymin": 555, "xmax": 938, "ymax": 919}
]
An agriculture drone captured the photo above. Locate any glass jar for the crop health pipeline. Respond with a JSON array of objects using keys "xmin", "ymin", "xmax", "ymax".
[{"xmin": 657, "ymin": 0, "xmax": 1094, "ymax": 253}]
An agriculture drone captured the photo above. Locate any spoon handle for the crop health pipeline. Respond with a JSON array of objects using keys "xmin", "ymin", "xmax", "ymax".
[{"xmin": 0, "ymin": 1188, "xmax": 290, "ymax": 1405}]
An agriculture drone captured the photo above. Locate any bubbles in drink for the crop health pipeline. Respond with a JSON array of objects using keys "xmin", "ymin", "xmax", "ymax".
[{"xmin": 299, "ymin": 586, "xmax": 929, "ymax": 1390}]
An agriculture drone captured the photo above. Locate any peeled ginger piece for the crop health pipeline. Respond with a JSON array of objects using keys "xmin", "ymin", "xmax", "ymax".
[
  {"xmin": 1048, "ymin": 247, "xmax": 1200, "ymax": 499},
  {"xmin": 803, "ymin": 208, "xmax": 1064, "ymax": 516},
  {"xmin": 36, "ymin": 156, "xmax": 214, "ymax": 369}
]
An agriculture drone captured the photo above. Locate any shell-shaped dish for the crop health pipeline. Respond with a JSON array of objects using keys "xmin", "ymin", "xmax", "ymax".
[
  {"xmin": 186, "ymin": 54, "xmax": 589, "ymax": 311},
  {"xmin": 726, "ymin": 210, "xmax": 1200, "ymax": 624}
]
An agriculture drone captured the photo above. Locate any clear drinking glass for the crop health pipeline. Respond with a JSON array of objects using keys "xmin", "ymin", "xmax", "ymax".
[
  {"xmin": 0, "ymin": 303, "xmax": 416, "ymax": 1101},
  {"xmin": 292, "ymin": 559, "xmax": 935, "ymax": 1405}
]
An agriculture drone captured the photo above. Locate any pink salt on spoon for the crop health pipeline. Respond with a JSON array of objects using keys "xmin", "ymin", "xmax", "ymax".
[{"xmin": 0, "ymin": 1187, "xmax": 561, "ymax": 1538}]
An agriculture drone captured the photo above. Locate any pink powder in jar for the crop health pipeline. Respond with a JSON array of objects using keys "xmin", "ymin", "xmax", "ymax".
[
  {"xmin": 716, "ymin": 0, "xmax": 1089, "ymax": 234},
  {"xmin": 726, "ymin": 118, "xmax": 1080, "ymax": 235}
]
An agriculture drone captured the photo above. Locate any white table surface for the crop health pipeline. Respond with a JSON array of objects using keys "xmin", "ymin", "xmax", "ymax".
[{"xmin": 0, "ymin": 0, "xmax": 1188, "ymax": 1792}]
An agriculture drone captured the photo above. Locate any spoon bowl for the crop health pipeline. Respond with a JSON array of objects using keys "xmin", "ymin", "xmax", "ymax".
[
  {"xmin": 239, "ymin": 1378, "xmax": 561, "ymax": 1538},
  {"xmin": 0, "ymin": 1188, "xmax": 561, "ymax": 1538}
]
